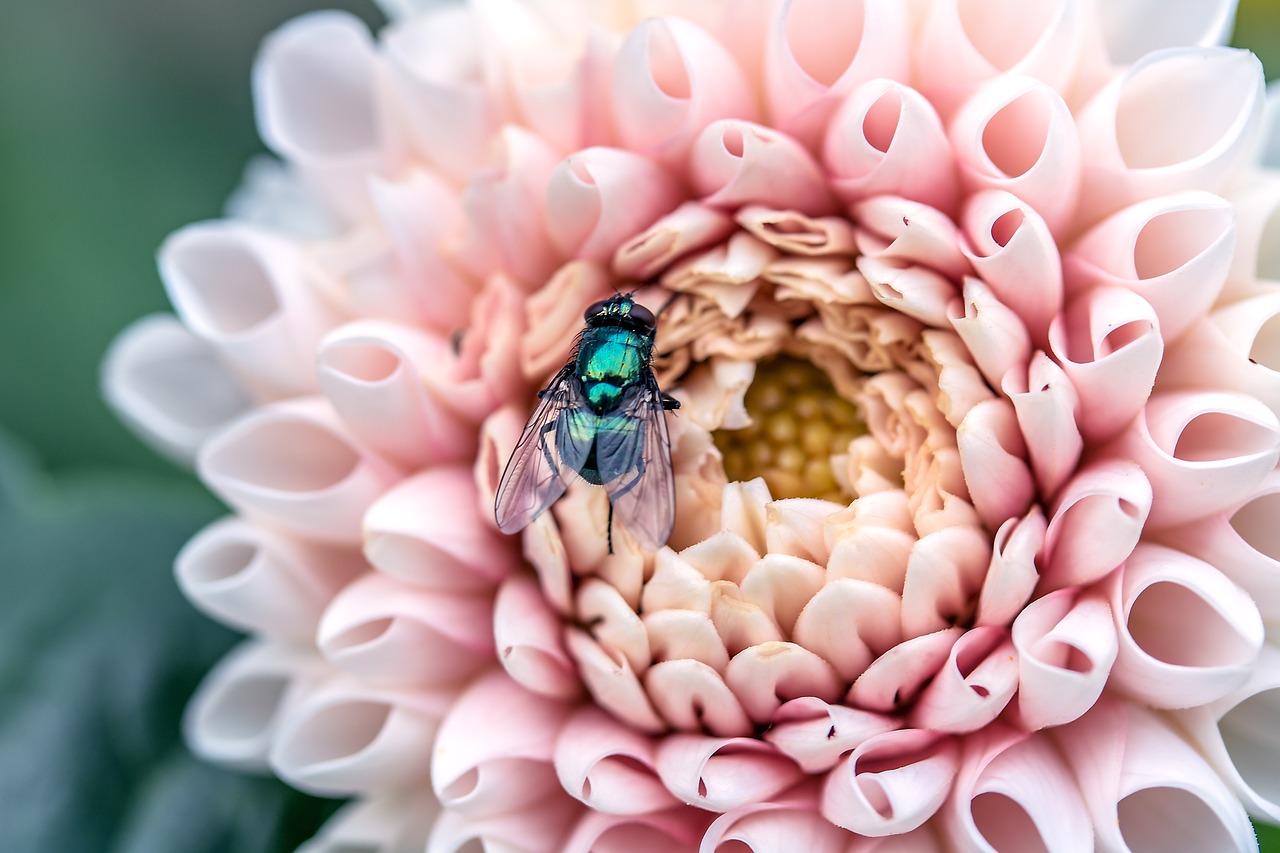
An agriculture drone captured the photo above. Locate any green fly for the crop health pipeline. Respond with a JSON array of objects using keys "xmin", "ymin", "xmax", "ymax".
[{"xmin": 494, "ymin": 292, "xmax": 680, "ymax": 552}]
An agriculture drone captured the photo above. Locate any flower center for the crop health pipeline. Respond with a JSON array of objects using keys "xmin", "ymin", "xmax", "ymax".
[{"xmin": 714, "ymin": 356, "xmax": 865, "ymax": 501}]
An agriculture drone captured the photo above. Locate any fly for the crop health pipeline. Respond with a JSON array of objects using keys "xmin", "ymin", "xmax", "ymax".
[{"xmin": 494, "ymin": 292, "xmax": 680, "ymax": 552}]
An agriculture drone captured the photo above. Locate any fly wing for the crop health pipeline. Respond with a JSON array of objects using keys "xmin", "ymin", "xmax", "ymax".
[
  {"xmin": 595, "ymin": 376, "xmax": 676, "ymax": 551},
  {"xmin": 494, "ymin": 367, "xmax": 594, "ymax": 534}
]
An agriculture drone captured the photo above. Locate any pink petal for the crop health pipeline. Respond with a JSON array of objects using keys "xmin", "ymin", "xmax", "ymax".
[
  {"xmin": 940, "ymin": 727, "xmax": 1091, "ymax": 852},
  {"xmin": 317, "ymin": 321, "xmax": 474, "ymax": 468},
  {"xmin": 1001, "ymin": 351, "xmax": 1082, "ymax": 497},
  {"xmin": 1097, "ymin": 0, "xmax": 1238, "ymax": 63},
  {"xmin": 519, "ymin": 262, "xmax": 613, "ymax": 381},
  {"xmin": 427, "ymin": 793, "xmax": 583, "ymax": 853},
  {"xmin": 363, "ymin": 466, "xmax": 517, "ymax": 591},
  {"xmin": 317, "ymin": 572, "xmax": 494, "ymax": 687},
  {"xmin": 302, "ymin": 790, "xmax": 440, "ymax": 853},
  {"xmin": 272, "ymin": 677, "xmax": 453, "ymax": 795},
  {"xmin": 565, "ymin": 628, "xmax": 667, "ymax": 733},
  {"xmin": 612, "ymin": 17, "xmax": 757, "ymax": 168},
  {"xmin": 691, "ymin": 120, "xmax": 837, "ymax": 215},
  {"xmin": 185, "ymin": 640, "xmax": 331, "ymax": 772},
  {"xmin": 1040, "ymin": 458, "xmax": 1152, "ymax": 590},
  {"xmin": 793, "ymin": 579, "xmax": 902, "ymax": 681},
  {"xmin": 561, "ymin": 808, "xmax": 711, "ymax": 853},
  {"xmin": 655, "ymin": 734, "xmax": 804, "ymax": 812},
  {"xmin": 955, "ymin": 398, "xmax": 1035, "ymax": 531},
  {"xmin": 1075, "ymin": 47, "xmax": 1264, "ymax": 223},
  {"xmin": 762, "ymin": 0, "xmax": 911, "ymax": 147},
  {"xmin": 1047, "ymin": 285, "xmax": 1162, "ymax": 442},
  {"xmin": 1106, "ymin": 390, "xmax": 1280, "ymax": 527},
  {"xmin": 949, "ymin": 76, "xmax": 1081, "ymax": 236},
  {"xmin": 700, "ymin": 786, "xmax": 849, "ymax": 853},
  {"xmin": 725, "ymin": 642, "xmax": 844, "ymax": 723},
  {"xmin": 198, "ymin": 399, "xmax": 402, "ymax": 544},
  {"xmin": 1205, "ymin": 289, "xmax": 1280, "ymax": 415},
  {"xmin": 1108, "ymin": 543, "xmax": 1264, "ymax": 708},
  {"xmin": 428, "ymin": 275, "xmax": 527, "ymax": 423},
  {"xmin": 974, "ymin": 508, "xmax": 1045, "ymax": 627},
  {"xmin": 160, "ymin": 221, "xmax": 346, "ymax": 398},
  {"xmin": 901, "ymin": 527, "xmax": 992, "ymax": 639},
  {"xmin": 1065, "ymin": 191, "xmax": 1235, "ymax": 342},
  {"xmin": 851, "ymin": 196, "xmax": 972, "ymax": 281},
  {"xmin": 824, "ymin": 80, "xmax": 959, "ymax": 212},
  {"xmin": 645, "ymin": 659, "xmax": 755, "ymax": 737},
  {"xmin": 821, "ymin": 729, "xmax": 959, "ymax": 836},
  {"xmin": 765, "ymin": 698, "xmax": 897, "ymax": 773},
  {"xmin": 1011, "ymin": 589, "xmax": 1117, "ymax": 730},
  {"xmin": 546, "ymin": 147, "xmax": 683, "ymax": 262},
  {"xmin": 739, "ymin": 553, "xmax": 825, "ymax": 633},
  {"xmin": 553, "ymin": 707, "xmax": 678, "ymax": 815},
  {"xmin": 948, "ymin": 277, "xmax": 1031, "ymax": 390},
  {"xmin": 857, "ymin": 257, "xmax": 957, "ymax": 328},
  {"xmin": 577, "ymin": 578, "xmax": 652, "ymax": 674},
  {"xmin": 644, "ymin": 606, "xmax": 731, "ymax": 673},
  {"xmin": 101, "ymin": 315, "xmax": 252, "ymax": 465},
  {"xmin": 432, "ymin": 670, "xmax": 571, "ymax": 815},
  {"xmin": 960, "ymin": 190, "xmax": 1062, "ymax": 344},
  {"xmin": 737, "ymin": 207, "xmax": 859, "ymax": 256},
  {"xmin": 612, "ymin": 201, "xmax": 737, "ymax": 281},
  {"xmin": 493, "ymin": 574, "xmax": 582, "ymax": 701},
  {"xmin": 848, "ymin": 628, "xmax": 964, "ymax": 713},
  {"xmin": 910, "ymin": 627, "xmax": 1018, "ymax": 733}
]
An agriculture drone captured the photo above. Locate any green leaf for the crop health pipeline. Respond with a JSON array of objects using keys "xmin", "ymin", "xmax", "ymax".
[{"xmin": 0, "ymin": 432, "xmax": 340, "ymax": 852}]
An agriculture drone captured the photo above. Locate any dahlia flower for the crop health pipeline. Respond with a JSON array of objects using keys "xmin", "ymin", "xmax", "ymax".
[{"xmin": 102, "ymin": 0, "xmax": 1280, "ymax": 849}]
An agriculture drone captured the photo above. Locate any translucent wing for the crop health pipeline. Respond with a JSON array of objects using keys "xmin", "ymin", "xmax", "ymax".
[
  {"xmin": 494, "ymin": 367, "xmax": 594, "ymax": 534},
  {"xmin": 595, "ymin": 375, "xmax": 676, "ymax": 551}
]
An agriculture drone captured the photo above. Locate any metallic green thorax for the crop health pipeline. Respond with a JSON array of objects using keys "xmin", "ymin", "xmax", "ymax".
[{"xmin": 576, "ymin": 325, "xmax": 652, "ymax": 412}]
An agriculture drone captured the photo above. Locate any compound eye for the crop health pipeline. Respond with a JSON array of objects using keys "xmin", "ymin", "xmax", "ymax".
[
  {"xmin": 584, "ymin": 298, "xmax": 611, "ymax": 320},
  {"xmin": 628, "ymin": 302, "xmax": 656, "ymax": 327}
]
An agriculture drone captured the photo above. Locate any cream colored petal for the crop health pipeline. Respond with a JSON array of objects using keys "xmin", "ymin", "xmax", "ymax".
[
  {"xmin": 765, "ymin": 499, "xmax": 841, "ymax": 565},
  {"xmin": 612, "ymin": 201, "xmax": 737, "ymax": 281},
  {"xmin": 736, "ymin": 206, "xmax": 859, "ymax": 256},
  {"xmin": 948, "ymin": 277, "xmax": 1030, "ymax": 390},
  {"xmin": 725, "ymin": 641, "xmax": 844, "ymax": 723},
  {"xmin": 955, "ymin": 398, "xmax": 1035, "ymax": 533},
  {"xmin": 857, "ymin": 256, "xmax": 956, "ymax": 328},
  {"xmin": 645, "ymin": 659, "xmax": 755, "ymax": 737},
  {"xmin": 793, "ymin": 579, "xmax": 902, "ymax": 681},
  {"xmin": 576, "ymin": 578, "xmax": 652, "ymax": 674}
]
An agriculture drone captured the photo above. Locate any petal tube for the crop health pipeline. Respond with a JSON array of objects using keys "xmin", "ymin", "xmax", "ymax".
[
  {"xmin": 1011, "ymin": 589, "xmax": 1117, "ymax": 730},
  {"xmin": 198, "ymin": 399, "xmax": 403, "ymax": 545},
  {"xmin": 612, "ymin": 16, "xmax": 757, "ymax": 167},
  {"xmin": 645, "ymin": 659, "xmax": 754, "ymax": 737},
  {"xmin": 560, "ymin": 808, "xmax": 710, "ymax": 853},
  {"xmin": 1108, "ymin": 544, "xmax": 1263, "ymax": 709},
  {"xmin": 948, "ymin": 277, "xmax": 1031, "ymax": 391},
  {"xmin": 493, "ymin": 574, "xmax": 583, "ymax": 700},
  {"xmin": 363, "ymin": 466, "xmax": 517, "ymax": 591},
  {"xmin": 1098, "ymin": 0, "xmax": 1239, "ymax": 64},
  {"xmin": 823, "ymin": 81, "xmax": 959, "ymax": 212},
  {"xmin": 160, "ymin": 221, "xmax": 346, "ymax": 398},
  {"xmin": 1001, "ymin": 352, "xmax": 1081, "ymax": 498},
  {"xmin": 176, "ymin": 515, "xmax": 364, "ymax": 640},
  {"xmin": 554, "ymin": 707, "xmax": 679, "ymax": 815},
  {"xmin": 612, "ymin": 201, "xmax": 737, "ymax": 281},
  {"xmin": 299, "ymin": 789, "xmax": 441, "ymax": 853},
  {"xmin": 949, "ymin": 76, "xmax": 1081, "ymax": 236},
  {"xmin": 724, "ymin": 642, "xmax": 844, "ymax": 723},
  {"xmin": 566, "ymin": 628, "xmax": 667, "ymax": 733},
  {"xmin": 1206, "ymin": 289, "xmax": 1280, "ymax": 416},
  {"xmin": 317, "ymin": 321, "xmax": 474, "ymax": 468},
  {"xmin": 655, "ymin": 734, "xmax": 805, "ymax": 812},
  {"xmin": 691, "ymin": 120, "xmax": 837, "ymax": 215},
  {"xmin": 184, "ymin": 640, "xmax": 332, "ymax": 772},
  {"xmin": 317, "ymin": 572, "xmax": 494, "ymax": 687},
  {"xmin": 955, "ymin": 398, "xmax": 1035, "ymax": 532},
  {"xmin": 792, "ymin": 579, "xmax": 903, "ymax": 681},
  {"xmin": 974, "ymin": 508, "xmax": 1045, "ymax": 628},
  {"xmin": 102, "ymin": 315, "xmax": 252, "ymax": 465},
  {"xmin": 1040, "ymin": 458, "xmax": 1151, "ymax": 590},
  {"xmin": 820, "ymin": 729, "xmax": 959, "ymax": 836},
  {"xmin": 700, "ymin": 789, "xmax": 850, "ymax": 853},
  {"xmin": 427, "ymin": 793, "xmax": 583, "ymax": 853},
  {"xmin": 431, "ymin": 670, "xmax": 572, "ymax": 816},
  {"xmin": 902, "ymin": 526, "xmax": 992, "ymax": 640},
  {"xmin": 848, "ymin": 628, "xmax": 964, "ymax": 713},
  {"xmin": 910, "ymin": 627, "xmax": 1019, "ymax": 734},
  {"xmin": 270, "ymin": 678, "xmax": 452, "ymax": 795},
  {"xmin": 1075, "ymin": 47, "xmax": 1264, "ymax": 222},
  {"xmin": 764, "ymin": 698, "xmax": 897, "ymax": 773},
  {"xmin": 254, "ymin": 12, "xmax": 395, "ymax": 220}
]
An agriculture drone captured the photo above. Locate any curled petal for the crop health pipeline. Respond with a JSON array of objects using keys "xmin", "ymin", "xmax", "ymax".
[
  {"xmin": 949, "ymin": 76, "xmax": 1081, "ymax": 236},
  {"xmin": 160, "ymin": 221, "xmax": 345, "ymax": 397},
  {"xmin": 824, "ymin": 80, "xmax": 958, "ymax": 211},
  {"xmin": 852, "ymin": 196, "xmax": 971, "ymax": 281},
  {"xmin": 793, "ymin": 579, "xmax": 902, "ymax": 681},
  {"xmin": 1055, "ymin": 699, "xmax": 1256, "ymax": 853},
  {"xmin": 494, "ymin": 574, "xmax": 582, "ymax": 700},
  {"xmin": 1108, "ymin": 544, "xmax": 1264, "ymax": 708},
  {"xmin": 765, "ymin": 698, "xmax": 897, "ymax": 773},
  {"xmin": 910, "ymin": 627, "xmax": 1018, "ymax": 733},
  {"xmin": 612, "ymin": 17, "xmax": 757, "ymax": 165},
  {"xmin": 1001, "ymin": 352, "xmax": 1082, "ymax": 497},
  {"xmin": 655, "ymin": 734, "xmax": 804, "ymax": 812},
  {"xmin": 318, "ymin": 321, "xmax": 474, "ymax": 468},
  {"xmin": 577, "ymin": 578, "xmax": 651, "ymax": 675},
  {"xmin": 700, "ymin": 787, "xmax": 849, "ymax": 853},
  {"xmin": 960, "ymin": 190, "xmax": 1062, "ymax": 342},
  {"xmin": 902, "ymin": 527, "xmax": 992, "ymax": 639},
  {"xmin": 848, "ymin": 628, "xmax": 964, "ymax": 713},
  {"xmin": 432, "ymin": 670, "xmax": 571, "ymax": 816},
  {"xmin": 763, "ymin": 0, "xmax": 911, "ymax": 147},
  {"xmin": 646, "ymin": 659, "xmax": 755, "ymax": 737},
  {"xmin": 857, "ymin": 256, "xmax": 956, "ymax": 328},
  {"xmin": 185, "ymin": 640, "xmax": 331, "ymax": 772},
  {"xmin": 254, "ymin": 12, "xmax": 395, "ymax": 220},
  {"xmin": 427, "ymin": 794, "xmax": 583, "ymax": 853},
  {"xmin": 1224, "ymin": 175, "xmax": 1280, "ymax": 296},
  {"xmin": 1065, "ymin": 191, "xmax": 1235, "ymax": 342},
  {"xmin": 1041, "ymin": 458, "xmax": 1151, "ymax": 590},
  {"xmin": 318, "ymin": 572, "xmax": 493, "ymax": 687},
  {"xmin": 561, "ymin": 808, "xmax": 710, "ymax": 853},
  {"xmin": 1098, "ymin": 0, "xmax": 1239, "ymax": 60},
  {"xmin": 300, "ymin": 790, "xmax": 441, "ymax": 853},
  {"xmin": 645, "ymin": 608, "xmax": 731, "ymax": 671},
  {"xmin": 364, "ymin": 466, "xmax": 516, "ymax": 591},
  {"xmin": 821, "ymin": 729, "xmax": 959, "ymax": 836},
  {"xmin": 271, "ymin": 678, "xmax": 453, "ymax": 795},
  {"xmin": 941, "ymin": 727, "xmax": 1091, "ymax": 852},
  {"xmin": 739, "ymin": 553, "xmax": 825, "ymax": 634},
  {"xmin": 1076, "ymin": 47, "xmax": 1264, "ymax": 221},
  {"xmin": 613, "ymin": 201, "xmax": 737, "ymax": 281},
  {"xmin": 1205, "ymin": 289, "xmax": 1280, "ymax": 415},
  {"xmin": 948, "ymin": 277, "xmax": 1031, "ymax": 390},
  {"xmin": 519, "ymin": 262, "xmax": 612, "ymax": 381},
  {"xmin": 737, "ymin": 207, "xmax": 858, "ymax": 257},
  {"xmin": 176, "ymin": 516, "xmax": 363, "ymax": 641},
  {"xmin": 1047, "ymin": 285, "xmax": 1162, "ymax": 442},
  {"xmin": 102, "ymin": 315, "xmax": 252, "ymax": 465},
  {"xmin": 554, "ymin": 707, "xmax": 678, "ymax": 815},
  {"xmin": 974, "ymin": 507, "xmax": 1045, "ymax": 627},
  {"xmin": 955, "ymin": 398, "xmax": 1035, "ymax": 532},
  {"xmin": 1012, "ymin": 589, "xmax": 1117, "ymax": 730},
  {"xmin": 198, "ymin": 399, "xmax": 402, "ymax": 544},
  {"xmin": 725, "ymin": 641, "xmax": 844, "ymax": 723},
  {"xmin": 691, "ymin": 119, "xmax": 837, "ymax": 215},
  {"xmin": 546, "ymin": 147, "xmax": 683, "ymax": 262},
  {"xmin": 1108, "ymin": 390, "xmax": 1280, "ymax": 527},
  {"xmin": 566, "ymin": 628, "xmax": 667, "ymax": 733}
]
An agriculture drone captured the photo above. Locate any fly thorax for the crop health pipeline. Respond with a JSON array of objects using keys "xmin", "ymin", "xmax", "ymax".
[{"xmin": 584, "ymin": 380, "xmax": 624, "ymax": 412}]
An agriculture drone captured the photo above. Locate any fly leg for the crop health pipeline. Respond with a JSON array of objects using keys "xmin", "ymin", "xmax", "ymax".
[
  {"xmin": 537, "ymin": 419, "xmax": 558, "ymax": 474},
  {"xmin": 604, "ymin": 454, "xmax": 648, "ymax": 553},
  {"xmin": 606, "ymin": 502, "xmax": 614, "ymax": 555},
  {"xmin": 660, "ymin": 393, "xmax": 680, "ymax": 411}
]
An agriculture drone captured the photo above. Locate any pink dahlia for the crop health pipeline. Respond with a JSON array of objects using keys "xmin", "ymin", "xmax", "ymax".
[{"xmin": 103, "ymin": 0, "xmax": 1280, "ymax": 849}]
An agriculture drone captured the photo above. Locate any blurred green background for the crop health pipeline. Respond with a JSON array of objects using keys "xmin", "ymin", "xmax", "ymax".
[{"xmin": 1, "ymin": 0, "xmax": 1279, "ymax": 850}]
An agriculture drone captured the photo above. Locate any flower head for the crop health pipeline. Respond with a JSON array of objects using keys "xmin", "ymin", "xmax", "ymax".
[{"xmin": 104, "ymin": 0, "xmax": 1280, "ymax": 849}]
